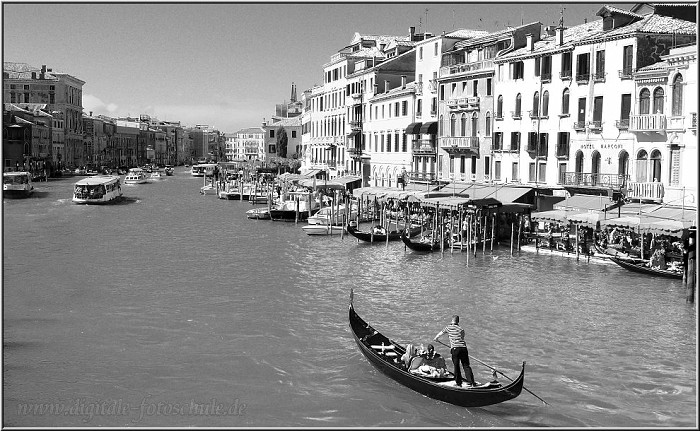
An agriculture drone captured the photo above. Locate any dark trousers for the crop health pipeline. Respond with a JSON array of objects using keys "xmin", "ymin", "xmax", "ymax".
[{"xmin": 451, "ymin": 346, "xmax": 475, "ymax": 386}]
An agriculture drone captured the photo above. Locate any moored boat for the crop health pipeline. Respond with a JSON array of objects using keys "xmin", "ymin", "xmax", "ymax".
[
  {"xmin": 307, "ymin": 204, "xmax": 357, "ymax": 225},
  {"xmin": 72, "ymin": 175, "xmax": 123, "ymax": 204},
  {"xmin": 301, "ymin": 224, "xmax": 346, "ymax": 236},
  {"xmin": 269, "ymin": 191, "xmax": 320, "ymax": 221},
  {"xmin": 3, "ymin": 171, "xmax": 35, "ymax": 198},
  {"xmin": 347, "ymin": 224, "xmax": 422, "ymax": 243},
  {"xmin": 609, "ymin": 256, "xmax": 683, "ymax": 279},
  {"xmin": 150, "ymin": 170, "xmax": 166, "ymax": 180},
  {"xmin": 123, "ymin": 168, "xmax": 148, "ymax": 184},
  {"xmin": 191, "ymin": 163, "xmax": 216, "ymax": 177},
  {"xmin": 349, "ymin": 291, "xmax": 525, "ymax": 407},
  {"xmin": 400, "ymin": 229, "xmax": 445, "ymax": 252},
  {"xmin": 246, "ymin": 207, "xmax": 271, "ymax": 220}
]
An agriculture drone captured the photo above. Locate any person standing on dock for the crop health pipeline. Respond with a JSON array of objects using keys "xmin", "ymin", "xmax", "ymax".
[{"xmin": 434, "ymin": 315, "xmax": 476, "ymax": 387}]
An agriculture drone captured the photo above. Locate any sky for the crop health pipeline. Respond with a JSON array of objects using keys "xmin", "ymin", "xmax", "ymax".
[{"xmin": 2, "ymin": 1, "xmax": 633, "ymax": 133}]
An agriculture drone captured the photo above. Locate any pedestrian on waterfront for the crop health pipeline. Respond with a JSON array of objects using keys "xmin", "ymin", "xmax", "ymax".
[
  {"xmin": 461, "ymin": 216, "xmax": 469, "ymax": 243},
  {"xmin": 434, "ymin": 315, "xmax": 475, "ymax": 387}
]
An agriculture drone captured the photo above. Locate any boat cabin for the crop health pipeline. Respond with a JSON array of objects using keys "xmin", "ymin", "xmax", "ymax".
[{"xmin": 73, "ymin": 175, "xmax": 123, "ymax": 204}]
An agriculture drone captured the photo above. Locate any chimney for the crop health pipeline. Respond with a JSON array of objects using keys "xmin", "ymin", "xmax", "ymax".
[
  {"xmin": 584, "ymin": 18, "xmax": 587, "ymax": 24},
  {"xmin": 90, "ymin": 111, "xmax": 93, "ymax": 116},
  {"xmin": 409, "ymin": 26, "xmax": 415, "ymax": 40},
  {"xmin": 401, "ymin": 75, "xmax": 406, "ymax": 89},
  {"xmin": 526, "ymin": 33, "xmax": 534, "ymax": 51},
  {"xmin": 556, "ymin": 27, "xmax": 564, "ymax": 46},
  {"xmin": 384, "ymin": 80, "xmax": 390, "ymax": 93},
  {"xmin": 545, "ymin": 26, "xmax": 556, "ymax": 36},
  {"xmin": 262, "ymin": 118, "xmax": 267, "ymax": 127}
]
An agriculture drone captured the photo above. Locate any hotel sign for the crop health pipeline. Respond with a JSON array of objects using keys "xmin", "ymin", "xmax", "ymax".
[{"xmin": 578, "ymin": 142, "xmax": 623, "ymax": 150}]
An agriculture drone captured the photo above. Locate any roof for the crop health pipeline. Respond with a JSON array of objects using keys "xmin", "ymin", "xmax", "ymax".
[
  {"xmin": 269, "ymin": 116, "xmax": 301, "ymax": 127},
  {"xmin": 552, "ymin": 194, "xmax": 620, "ymax": 212},
  {"xmin": 350, "ymin": 32, "xmax": 410, "ymax": 46},
  {"xmin": 596, "ymin": 5, "xmax": 644, "ymax": 19},
  {"xmin": 3, "ymin": 62, "xmax": 59, "ymax": 80},
  {"xmin": 237, "ymin": 127, "xmax": 264, "ymax": 134},
  {"xmin": 637, "ymin": 60, "xmax": 670, "ymax": 72},
  {"xmin": 446, "ymin": 29, "xmax": 491, "ymax": 39},
  {"xmin": 74, "ymin": 175, "xmax": 120, "ymax": 186}
]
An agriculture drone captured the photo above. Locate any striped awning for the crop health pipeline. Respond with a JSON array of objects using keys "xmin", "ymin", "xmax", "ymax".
[
  {"xmin": 419, "ymin": 121, "xmax": 438, "ymax": 135},
  {"xmin": 404, "ymin": 122, "xmax": 422, "ymax": 134}
]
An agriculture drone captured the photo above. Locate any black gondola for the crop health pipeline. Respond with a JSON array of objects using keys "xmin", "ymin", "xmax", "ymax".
[
  {"xmin": 346, "ymin": 224, "xmax": 422, "ymax": 243},
  {"xmin": 400, "ymin": 229, "xmax": 445, "ymax": 252},
  {"xmin": 609, "ymin": 256, "xmax": 683, "ymax": 279},
  {"xmin": 349, "ymin": 292, "xmax": 525, "ymax": 408}
]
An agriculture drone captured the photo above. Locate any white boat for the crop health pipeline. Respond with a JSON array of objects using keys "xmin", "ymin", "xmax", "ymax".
[
  {"xmin": 3, "ymin": 171, "xmax": 34, "ymax": 198},
  {"xmin": 150, "ymin": 170, "xmax": 166, "ymax": 180},
  {"xmin": 164, "ymin": 165, "xmax": 174, "ymax": 176},
  {"xmin": 246, "ymin": 207, "xmax": 271, "ymax": 220},
  {"xmin": 123, "ymin": 168, "xmax": 148, "ymax": 184},
  {"xmin": 307, "ymin": 203, "xmax": 357, "ymax": 225},
  {"xmin": 269, "ymin": 191, "xmax": 321, "ymax": 221},
  {"xmin": 73, "ymin": 175, "xmax": 123, "ymax": 204},
  {"xmin": 301, "ymin": 224, "xmax": 346, "ymax": 235},
  {"xmin": 191, "ymin": 163, "xmax": 216, "ymax": 177}
]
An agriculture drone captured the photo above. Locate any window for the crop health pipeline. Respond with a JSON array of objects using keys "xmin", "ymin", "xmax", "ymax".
[
  {"xmin": 538, "ymin": 133, "xmax": 548, "ymax": 158},
  {"xmin": 452, "ymin": 83, "xmax": 457, "ymax": 98},
  {"xmin": 527, "ymin": 132, "xmax": 538, "ymax": 152},
  {"xmin": 459, "ymin": 114, "xmax": 466, "ymax": 136},
  {"xmin": 460, "ymin": 156, "xmax": 466, "ymax": 174},
  {"xmin": 380, "ymin": 134, "xmax": 385, "ymax": 152},
  {"xmin": 450, "ymin": 114, "xmax": 457, "ymax": 136},
  {"xmin": 650, "ymin": 149, "xmax": 662, "ymax": 182},
  {"xmin": 672, "ymin": 74, "xmax": 683, "ymax": 116},
  {"xmin": 561, "ymin": 89, "xmax": 570, "ymax": 115},
  {"xmin": 620, "ymin": 94, "xmax": 631, "ymax": 127},
  {"xmin": 592, "ymin": 96, "xmax": 603, "ymax": 128},
  {"xmin": 639, "ymin": 89, "xmax": 650, "ymax": 115},
  {"xmin": 653, "ymin": 87, "xmax": 664, "ymax": 114},
  {"xmin": 576, "ymin": 53, "xmax": 590, "ymax": 81},
  {"xmin": 471, "ymin": 156, "xmax": 477, "ymax": 174},
  {"xmin": 431, "ymin": 97, "xmax": 437, "ymax": 115},
  {"xmin": 402, "ymin": 100, "xmax": 407, "ymax": 116},
  {"xmin": 387, "ymin": 134, "xmax": 391, "ymax": 152},
  {"xmin": 512, "ymin": 162, "xmax": 519, "ymax": 181},
  {"xmin": 471, "ymin": 113, "xmax": 478, "ymax": 137},
  {"xmin": 512, "ymin": 61, "xmax": 524, "ymax": 79},
  {"xmin": 416, "ymin": 99, "xmax": 422, "ymax": 117},
  {"xmin": 493, "ymin": 132, "xmax": 503, "ymax": 150},
  {"xmin": 622, "ymin": 45, "xmax": 633, "ymax": 77},
  {"xmin": 557, "ymin": 132, "xmax": 569, "ymax": 158},
  {"xmin": 635, "ymin": 150, "xmax": 648, "ymax": 182},
  {"xmin": 291, "ymin": 131, "xmax": 297, "ymax": 138},
  {"xmin": 395, "ymin": 133, "xmax": 399, "ymax": 152},
  {"xmin": 495, "ymin": 161, "xmax": 501, "ymax": 180},
  {"xmin": 472, "ymin": 81, "xmax": 478, "ymax": 97},
  {"xmin": 402, "ymin": 134, "xmax": 407, "ymax": 152},
  {"xmin": 541, "ymin": 55, "xmax": 552, "ymax": 81},
  {"xmin": 532, "ymin": 92, "xmax": 540, "ymax": 117},
  {"xmin": 542, "ymin": 91, "xmax": 549, "ymax": 117},
  {"xmin": 486, "ymin": 78, "xmax": 492, "ymax": 96},
  {"xmin": 529, "ymin": 163, "xmax": 537, "ymax": 182},
  {"xmin": 268, "ymin": 144, "xmax": 276, "ymax": 153},
  {"xmin": 535, "ymin": 57, "xmax": 541, "ymax": 77},
  {"xmin": 434, "ymin": 42, "xmax": 438, "ymax": 56},
  {"xmin": 594, "ymin": 50, "xmax": 605, "ymax": 80},
  {"xmin": 485, "ymin": 112, "xmax": 491, "ymax": 136},
  {"xmin": 510, "ymin": 132, "xmax": 520, "ymax": 151},
  {"xmin": 515, "ymin": 93, "xmax": 522, "ymax": 117},
  {"xmin": 577, "ymin": 97, "xmax": 586, "ymax": 124},
  {"xmin": 497, "ymin": 95, "xmax": 503, "ymax": 118},
  {"xmin": 419, "ymin": 47, "xmax": 423, "ymax": 60},
  {"xmin": 484, "ymin": 156, "xmax": 490, "ymax": 177},
  {"xmin": 561, "ymin": 52, "xmax": 572, "ymax": 78},
  {"xmin": 269, "ymin": 130, "xmax": 275, "ymax": 138},
  {"xmin": 395, "ymin": 102, "xmax": 400, "ymax": 117},
  {"xmin": 449, "ymin": 156, "xmax": 455, "ymax": 174}
]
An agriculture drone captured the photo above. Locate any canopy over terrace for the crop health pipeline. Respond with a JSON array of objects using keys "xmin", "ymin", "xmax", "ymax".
[
  {"xmin": 532, "ymin": 194, "xmax": 623, "ymax": 227},
  {"xmin": 599, "ymin": 204, "xmax": 697, "ymax": 238},
  {"xmin": 352, "ymin": 185, "xmax": 441, "ymax": 202}
]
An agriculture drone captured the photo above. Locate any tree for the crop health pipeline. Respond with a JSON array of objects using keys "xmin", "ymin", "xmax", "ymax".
[{"xmin": 276, "ymin": 128, "xmax": 288, "ymax": 158}]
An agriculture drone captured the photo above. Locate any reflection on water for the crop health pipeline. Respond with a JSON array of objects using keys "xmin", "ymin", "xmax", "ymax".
[{"xmin": 3, "ymin": 169, "xmax": 697, "ymax": 427}]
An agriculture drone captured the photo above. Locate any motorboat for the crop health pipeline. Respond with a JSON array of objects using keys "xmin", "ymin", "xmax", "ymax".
[
  {"xmin": 3, "ymin": 171, "xmax": 34, "ymax": 198},
  {"xmin": 307, "ymin": 203, "xmax": 357, "ymax": 225},
  {"xmin": 72, "ymin": 175, "xmax": 123, "ymax": 204},
  {"xmin": 246, "ymin": 207, "xmax": 271, "ymax": 220},
  {"xmin": 301, "ymin": 224, "xmax": 346, "ymax": 236},
  {"xmin": 123, "ymin": 168, "xmax": 148, "ymax": 184},
  {"xmin": 150, "ymin": 170, "xmax": 166, "ymax": 180},
  {"xmin": 164, "ymin": 165, "xmax": 174, "ymax": 176}
]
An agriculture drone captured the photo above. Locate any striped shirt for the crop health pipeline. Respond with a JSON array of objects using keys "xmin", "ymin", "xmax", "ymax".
[{"xmin": 441, "ymin": 323, "xmax": 467, "ymax": 348}]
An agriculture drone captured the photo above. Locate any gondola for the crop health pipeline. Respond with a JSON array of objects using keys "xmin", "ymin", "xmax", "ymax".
[
  {"xmin": 400, "ymin": 229, "xmax": 445, "ymax": 252},
  {"xmin": 348, "ymin": 291, "xmax": 525, "ymax": 408},
  {"xmin": 346, "ymin": 224, "xmax": 422, "ymax": 243},
  {"xmin": 609, "ymin": 256, "xmax": 683, "ymax": 279},
  {"xmin": 593, "ymin": 242, "xmax": 645, "ymax": 263}
]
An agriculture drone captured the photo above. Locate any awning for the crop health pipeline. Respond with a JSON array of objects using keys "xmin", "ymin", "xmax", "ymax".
[
  {"xmin": 552, "ymin": 194, "xmax": 621, "ymax": 212},
  {"xmin": 347, "ymin": 130, "xmax": 360, "ymax": 138},
  {"xmin": 303, "ymin": 169, "xmax": 323, "ymax": 178},
  {"xmin": 599, "ymin": 215, "xmax": 643, "ymax": 230},
  {"xmin": 568, "ymin": 211, "xmax": 607, "ymax": 230},
  {"xmin": 333, "ymin": 175, "xmax": 362, "ymax": 185},
  {"xmin": 419, "ymin": 121, "xmax": 438, "ymax": 135},
  {"xmin": 404, "ymin": 122, "xmax": 423, "ymax": 134},
  {"xmin": 439, "ymin": 183, "xmax": 534, "ymax": 205},
  {"xmin": 531, "ymin": 209, "xmax": 571, "ymax": 224}
]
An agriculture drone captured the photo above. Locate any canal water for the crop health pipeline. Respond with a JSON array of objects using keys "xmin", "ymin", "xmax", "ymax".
[{"xmin": 3, "ymin": 168, "xmax": 696, "ymax": 427}]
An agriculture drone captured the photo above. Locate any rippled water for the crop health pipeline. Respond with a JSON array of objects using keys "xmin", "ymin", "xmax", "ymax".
[{"xmin": 3, "ymin": 168, "xmax": 696, "ymax": 427}]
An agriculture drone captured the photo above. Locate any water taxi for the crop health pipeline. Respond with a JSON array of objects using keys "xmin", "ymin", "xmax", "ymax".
[
  {"xmin": 124, "ymin": 168, "xmax": 148, "ymax": 184},
  {"xmin": 73, "ymin": 175, "xmax": 123, "ymax": 204},
  {"xmin": 191, "ymin": 163, "xmax": 217, "ymax": 177},
  {"xmin": 3, "ymin": 171, "xmax": 34, "ymax": 198},
  {"xmin": 150, "ymin": 170, "xmax": 166, "ymax": 180}
]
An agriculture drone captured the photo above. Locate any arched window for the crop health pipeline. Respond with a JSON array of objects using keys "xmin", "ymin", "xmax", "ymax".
[
  {"xmin": 497, "ymin": 95, "xmax": 503, "ymax": 118},
  {"xmin": 471, "ymin": 112, "xmax": 478, "ymax": 137},
  {"xmin": 450, "ymin": 114, "xmax": 456, "ymax": 137},
  {"xmin": 485, "ymin": 112, "xmax": 491, "ymax": 136},
  {"xmin": 460, "ymin": 113, "xmax": 467, "ymax": 136},
  {"xmin": 438, "ymin": 115, "xmax": 443, "ymax": 136},
  {"xmin": 591, "ymin": 151, "xmax": 601, "ymax": 176},
  {"xmin": 618, "ymin": 150, "xmax": 629, "ymax": 177},
  {"xmin": 639, "ymin": 88, "xmax": 650, "ymax": 115},
  {"xmin": 575, "ymin": 150, "xmax": 584, "ymax": 174},
  {"xmin": 653, "ymin": 87, "xmax": 664, "ymax": 114},
  {"xmin": 562, "ymin": 88, "xmax": 570, "ymax": 115},
  {"xmin": 542, "ymin": 91, "xmax": 549, "ymax": 117},
  {"xmin": 672, "ymin": 74, "xmax": 683, "ymax": 116},
  {"xmin": 650, "ymin": 149, "xmax": 662, "ymax": 182},
  {"xmin": 515, "ymin": 93, "xmax": 522, "ymax": 117},
  {"xmin": 532, "ymin": 91, "xmax": 539, "ymax": 117},
  {"xmin": 636, "ymin": 149, "xmax": 648, "ymax": 182}
]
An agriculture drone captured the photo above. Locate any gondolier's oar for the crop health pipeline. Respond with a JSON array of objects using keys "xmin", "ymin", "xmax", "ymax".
[{"xmin": 434, "ymin": 340, "xmax": 548, "ymax": 405}]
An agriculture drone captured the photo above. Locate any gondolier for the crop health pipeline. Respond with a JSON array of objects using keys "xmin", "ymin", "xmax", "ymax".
[{"xmin": 434, "ymin": 315, "xmax": 476, "ymax": 387}]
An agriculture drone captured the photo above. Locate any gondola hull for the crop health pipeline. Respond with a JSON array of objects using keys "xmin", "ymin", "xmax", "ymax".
[
  {"xmin": 609, "ymin": 257, "xmax": 683, "ymax": 279},
  {"xmin": 347, "ymin": 225, "xmax": 422, "ymax": 243},
  {"xmin": 349, "ymin": 299, "xmax": 525, "ymax": 408},
  {"xmin": 400, "ymin": 230, "xmax": 443, "ymax": 252}
]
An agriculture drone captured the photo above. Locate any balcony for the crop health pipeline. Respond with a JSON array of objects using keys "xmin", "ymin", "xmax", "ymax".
[
  {"xmin": 560, "ymin": 71, "xmax": 572, "ymax": 81},
  {"xmin": 615, "ymin": 119, "xmax": 629, "ymax": 130},
  {"xmin": 541, "ymin": 72, "xmax": 552, "ymax": 83},
  {"xmin": 428, "ymin": 79, "xmax": 438, "ymax": 94},
  {"xmin": 588, "ymin": 120, "xmax": 602, "ymax": 132},
  {"xmin": 692, "ymin": 112, "xmax": 697, "ymax": 129},
  {"xmin": 351, "ymin": 92, "xmax": 363, "ymax": 101},
  {"xmin": 416, "ymin": 111, "xmax": 422, "ymax": 118},
  {"xmin": 562, "ymin": 172, "xmax": 628, "ymax": 189},
  {"xmin": 458, "ymin": 98, "xmax": 469, "ymax": 108},
  {"xmin": 626, "ymin": 181, "xmax": 664, "ymax": 202},
  {"xmin": 556, "ymin": 145, "xmax": 569, "ymax": 159},
  {"xmin": 511, "ymin": 111, "xmax": 522, "ymax": 120},
  {"xmin": 573, "ymin": 121, "xmax": 586, "ymax": 131},
  {"xmin": 347, "ymin": 147, "xmax": 363, "ymax": 157},
  {"xmin": 412, "ymin": 140, "xmax": 436, "ymax": 155},
  {"xmin": 618, "ymin": 68, "xmax": 634, "ymax": 79},
  {"xmin": 593, "ymin": 72, "xmax": 605, "ymax": 82},
  {"xmin": 415, "ymin": 81, "xmax": 423, "ymax": 96},
  {"xmin": 575, "ymin": 73, "xmax": 590, "ymax": 84},
  {"xmin": 440, "ymin": 136, "xmax": 480, "ymax": 154},
  {"xmin": 666, "ymin": 116, "xmax": 685, "ymax": 131},
  {"xmin": 629, "ymin": 114, "xmax": 666, "ymax": 133},
  {"xmin": 408, "ymin": 171, "xmax": 437, "ymax": 182},
  {"xmin": 447, "ymin": 99, "xmax": 458, "ymax": 109},
  {"xmin": 349, "ymin": 121, "xmax": 362, "ymax": 130},
  {"xmin": 440, "ymin": 60, "xmax": 494, "ymax": 78}
]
